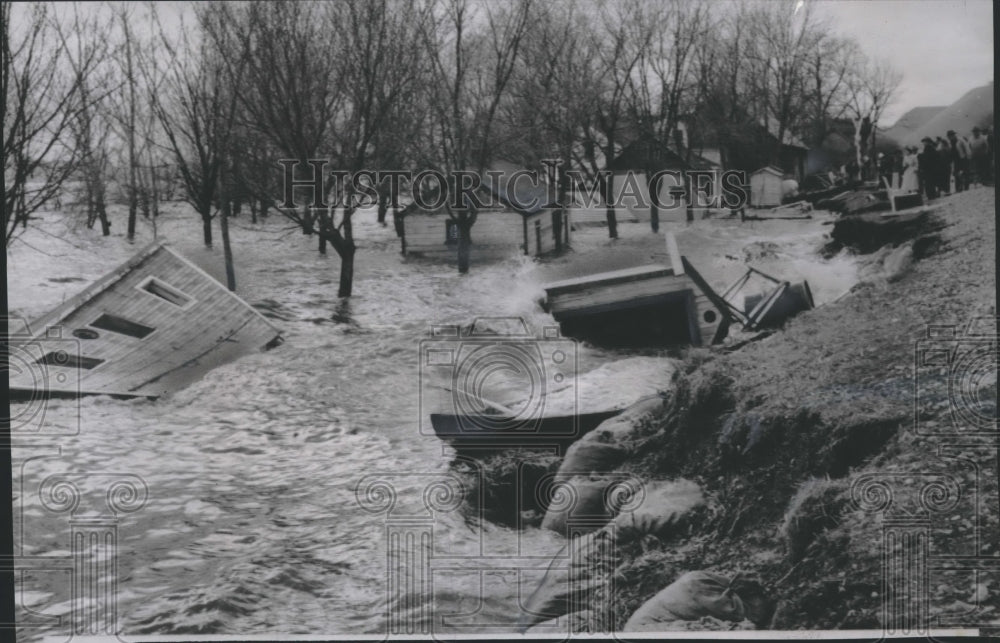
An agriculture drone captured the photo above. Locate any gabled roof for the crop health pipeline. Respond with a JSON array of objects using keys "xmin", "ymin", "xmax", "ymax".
[
  {"xmin": 607, "ymin": 138, "xmax": 720, "ymax": 172},
  {"xmin": 752, "ymin": 165, "xmax": 785, "ymax": 176},
  {"xmin": 761, "ymin": 116, "xmax": 808, "ymax": 150},
  {"xmin": 480, "ymin": 160, "xmax": 559, "ymax": 215},
  {"xmin": 400, "ymin": 161, "xmax": 558, "ymax": 218}
]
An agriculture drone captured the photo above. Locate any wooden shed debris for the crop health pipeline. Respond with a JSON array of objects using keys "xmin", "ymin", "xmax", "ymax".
[
  {"xmin": 541, "ymin": 261, "xmax": 728, "ymax": 347},
  {"xmin": 7, "ymin": 242, "xmax": 282, "ymax": 398}
]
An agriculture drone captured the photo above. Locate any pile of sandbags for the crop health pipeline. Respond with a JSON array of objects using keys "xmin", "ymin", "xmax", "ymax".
[
  {"xmin": 540, "ymin": 396, "xmax": 668, "ymax": 535},
  {"xmin": 623, "ymin": 571, "xmax": 750, "ymax": 631},
  {"xmin": 517, "ymin": 478, "xmax": 706, "ymax": 632}
]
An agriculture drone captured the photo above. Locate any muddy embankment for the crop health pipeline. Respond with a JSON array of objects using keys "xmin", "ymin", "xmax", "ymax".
[{"xmin": 460, "ymin": 188, "xmax": 998, "ymax": 633}]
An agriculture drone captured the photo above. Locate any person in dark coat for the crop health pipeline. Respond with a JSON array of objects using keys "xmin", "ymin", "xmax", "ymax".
[
  {"xmin": 948, "ymin": 130, "xmax": 971, "ymax": 192},
  {"xmin": 918, "ymin": 137, "xmax": 940, "ymax": 199},
  {"xmin": 935, "ymin": 136, "xmax": 952, "ymax": 194},
  {"xmin": 970, "ymin": 127, "xmax": 991, "ymax": 186}
]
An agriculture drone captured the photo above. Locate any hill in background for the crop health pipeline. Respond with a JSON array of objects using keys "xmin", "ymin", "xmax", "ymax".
[
  {"xmin": 880, "ymin": 105, "xmax": 947, "ymax": 144},
  {"xmin": 882, "ymin": 82, "xmax": 994, "ymax": 146}
]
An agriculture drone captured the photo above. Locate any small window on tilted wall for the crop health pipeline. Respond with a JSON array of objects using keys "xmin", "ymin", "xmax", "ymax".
[
  {"xmin": 137, "ymin": 276, "xmax": 194, "ymax": 309},
  {"xmin": 37, "ymin": 352, "xmax": 104, "ymax": 370},
  {"xmin": 91, "ymin": 313, "xmax": 156, "ymax": 338}
]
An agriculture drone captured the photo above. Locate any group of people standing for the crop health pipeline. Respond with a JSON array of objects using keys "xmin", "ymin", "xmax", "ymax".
[{"xmin": 891, "ymin": 126, "xmax": 994, "ymax": 199}]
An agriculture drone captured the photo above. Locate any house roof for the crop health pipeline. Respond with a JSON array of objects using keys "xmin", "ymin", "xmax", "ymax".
[
  {"xmin": 481, "ymin": 160, "xmax": 559, "ymax": 215},
  {"xmin": 752, "ymin": 165, "xmax": 785, "ymax": 176},
  {"xmin": 400, "ymin": 161, "xmax": 558, "ymax": 218},
  {"xmin": 607, "ymin": 138, "xmax": 720, "ymax": 172},
  {"xmin": 762, "ymin": 116, "xmax": 808, "ymax": 150}
]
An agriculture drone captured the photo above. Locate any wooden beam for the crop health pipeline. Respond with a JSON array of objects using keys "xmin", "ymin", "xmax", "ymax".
[{"xmin": 665, "ymin": 230, "xmax": 684, "ymax": 275}]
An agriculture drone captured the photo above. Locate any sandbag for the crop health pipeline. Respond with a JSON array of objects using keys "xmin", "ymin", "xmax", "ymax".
[
  {"xmin": 623, "ymin": 571, "xmax": 746, "ymax": 632},
  {"xmin": 612, "ymin": 478, "xmax": 705, "ymax": 540},
  {"xmin": 541, "ymin": 476, "xmax": 616, "ymax": 534},
  {"xmin": 883, "ymin": 242, "xmax": 913, "ymax": 282},
  {"xmin": 517, "ymin": 528, "xmax": 618, "ymax": 631},
  {"xmin": 553, "ymin": 442, "xmax": 629, "ymax": 483},
  {"xmin": 523, "ymin": 609, "xmax": 594, "ymax": 635},
  {"xmin": 560, "ymin": 395, "xmax": 666, "ymax": 471}
]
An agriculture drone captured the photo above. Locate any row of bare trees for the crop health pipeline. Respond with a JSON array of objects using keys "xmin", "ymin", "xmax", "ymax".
[
  {"xmin": 4, "ymin": 0, "xmax": 901, "ymax": 295},
  {"xmin": 4, "ymin": 3, "xmax": 173, "ymax": 247}
]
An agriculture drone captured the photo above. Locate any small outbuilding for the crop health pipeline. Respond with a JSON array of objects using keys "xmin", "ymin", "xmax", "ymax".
[
  {"xmin": 749, "ymin": 166, "xmax": 785, "ymax": 207},
  {"xmin": 396, "ymin": 163, "xmax": 568, "ymax": 260}
]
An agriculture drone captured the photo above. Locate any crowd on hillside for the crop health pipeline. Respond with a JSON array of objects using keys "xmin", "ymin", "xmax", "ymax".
[{"xmin": 881, "ymin": 126, "xmax": 994, "ymax": 199}]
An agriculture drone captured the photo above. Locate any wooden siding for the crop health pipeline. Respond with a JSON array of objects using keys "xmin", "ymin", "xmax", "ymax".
[
  {"xmin": 543, "ymin": 263, "xmax": 725, "ymax": 345},
  {"xmin": 9, "ymin": 243, "xmax": 281, "ymax": 397},
  {"xmin": 523, "ymin": 209, "xmax": 569, "ymax": 255},
  {"xmin": 750, "ymin": 169, "xmax": 784, "ymax": 207},
  {"xmin": 403, "ymin": 209, "xmax": 569, "ymax": 258}
]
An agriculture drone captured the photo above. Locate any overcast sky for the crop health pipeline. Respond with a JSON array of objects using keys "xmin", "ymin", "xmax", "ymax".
[{"xmin": 812, "ymin": 0, "xmax": 993, "ymax": 124}]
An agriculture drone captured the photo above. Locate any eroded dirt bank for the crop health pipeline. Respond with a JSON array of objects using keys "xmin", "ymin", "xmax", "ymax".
[{"xmin": 486, "ymin": 188, "xmax": 998, "ymax": 632}]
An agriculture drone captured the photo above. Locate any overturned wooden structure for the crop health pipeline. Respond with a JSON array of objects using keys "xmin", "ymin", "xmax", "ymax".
[
  {"xmin": 541, "ymin": 230, "xmax": 817, "ymax": 346},
  {"xmin": 8, "ymin": 242, "xmax": 282, "ymax": 398},
  {"xmin": 541, "ymin": 261, "xmax": 729, "ymax": 347}
]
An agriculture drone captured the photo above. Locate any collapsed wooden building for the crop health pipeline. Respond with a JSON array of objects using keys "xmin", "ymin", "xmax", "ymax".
[
  {"xmin": 540, "ymin": 236, "xmax": 729, "ymax": 347},
  {"xmin": 395, "ymin": 163, "xmax": 569, "ymax": 259},
  {"xmin": 7, "ymin": 242, "xmax": 282, "ymax": 398},
  {"xmin": 540, "ymin": 235, "xmax": 815, "ymax": 347}
]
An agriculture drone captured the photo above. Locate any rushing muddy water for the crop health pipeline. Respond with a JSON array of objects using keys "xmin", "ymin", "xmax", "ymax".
[{"xmin": 9, "ymin": 204, "xmax": 860, "ymax": 637}]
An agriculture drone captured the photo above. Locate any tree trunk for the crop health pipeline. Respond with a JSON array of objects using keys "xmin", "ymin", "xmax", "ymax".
[
  {"xmin": 96, "ymin": 187, "xmax": 110, "ymax": 236},
  {"xmin": 220, "ymin": 202, "xmax": 236, "ymax": 291},
  {"xmin": 377, "ymin": 189, "xmax": 389, "ymax": 225},
  {"xmin": 127, "ymin": 190, "xmax": 137, "ymax": 239},
  {"xmin": 337, "ymin": 245, "xmax": 355, "ymax": 297},
  {"xmin": 605, "ymin": 172, "xmax": 618, "ymax": 239},
  {"xmin": 318, "ymin": 209, "xmax": 327, "ymax": 254},
  {"xmin": 552, "ymin": 209, "xmax": 563, "ymax": 253},
  {"xmin": 337, "ymin": 205, "xmax": 356, "ymax": 297},
  {"xmin": 302, "ymin": 207, "xmax": 313, "ymax": 234},
  {"xmin": 202, "ymin": 213, "xmax": 213, "ymax": 247},
  {"xmin": 457, "ymin": 215, "xmax": 472, "ymax": 274},
  {"xmin": 393, "ymin": 207, "xmax": 406, "ymax": 253},
  {"xmin": 647, "ymin": 170, "xmax": 659, "ymax": 233}
]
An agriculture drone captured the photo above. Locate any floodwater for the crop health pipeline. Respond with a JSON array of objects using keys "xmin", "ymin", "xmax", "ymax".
[{"xmin": 8, "ymin": 204, "xmax": 859, "ymax": 638}]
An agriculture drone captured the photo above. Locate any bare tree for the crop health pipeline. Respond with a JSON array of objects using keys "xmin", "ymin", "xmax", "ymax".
[
  {"xmin": 102, "ymin": 2, "xmax": 145, "ymax": 241},
  {"xmin": 222, "ymin": 1, "xmax": 356, "ymax": 289},
  {"xmin": 802, "ymin": 35, "xmax": 859, "ymax": 150},
  {"xmin": 3, "ymin": 3, "xmax": 104, "ymax": 247},
  {"xmin": 577, "ymin": 0, "xmax": 655, "ymax": 239},
  {"xmin": 845, "ymin": 55, "xmax": 902, "ymax": 178},
  {"xmin": 147, "ymin": 4, "xmax": 244, "ymax": 255},
  {"xmin": 504, "ymin": 0, "xmax": 598, "ymax": 249},
  {"xmin": 420, "ymin": 0, "xmax": 532, "ymax": 273},
  {"xmin": 741, "ymin": 1, "xmax": 824, "ymax": 166},
  {"xmin": 628, "ymin": 0, "xmax": 709, "ymax": 231},
  {"xmin": 54, "ymin": 4, "xmax": 117, "ymax": 237}
]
